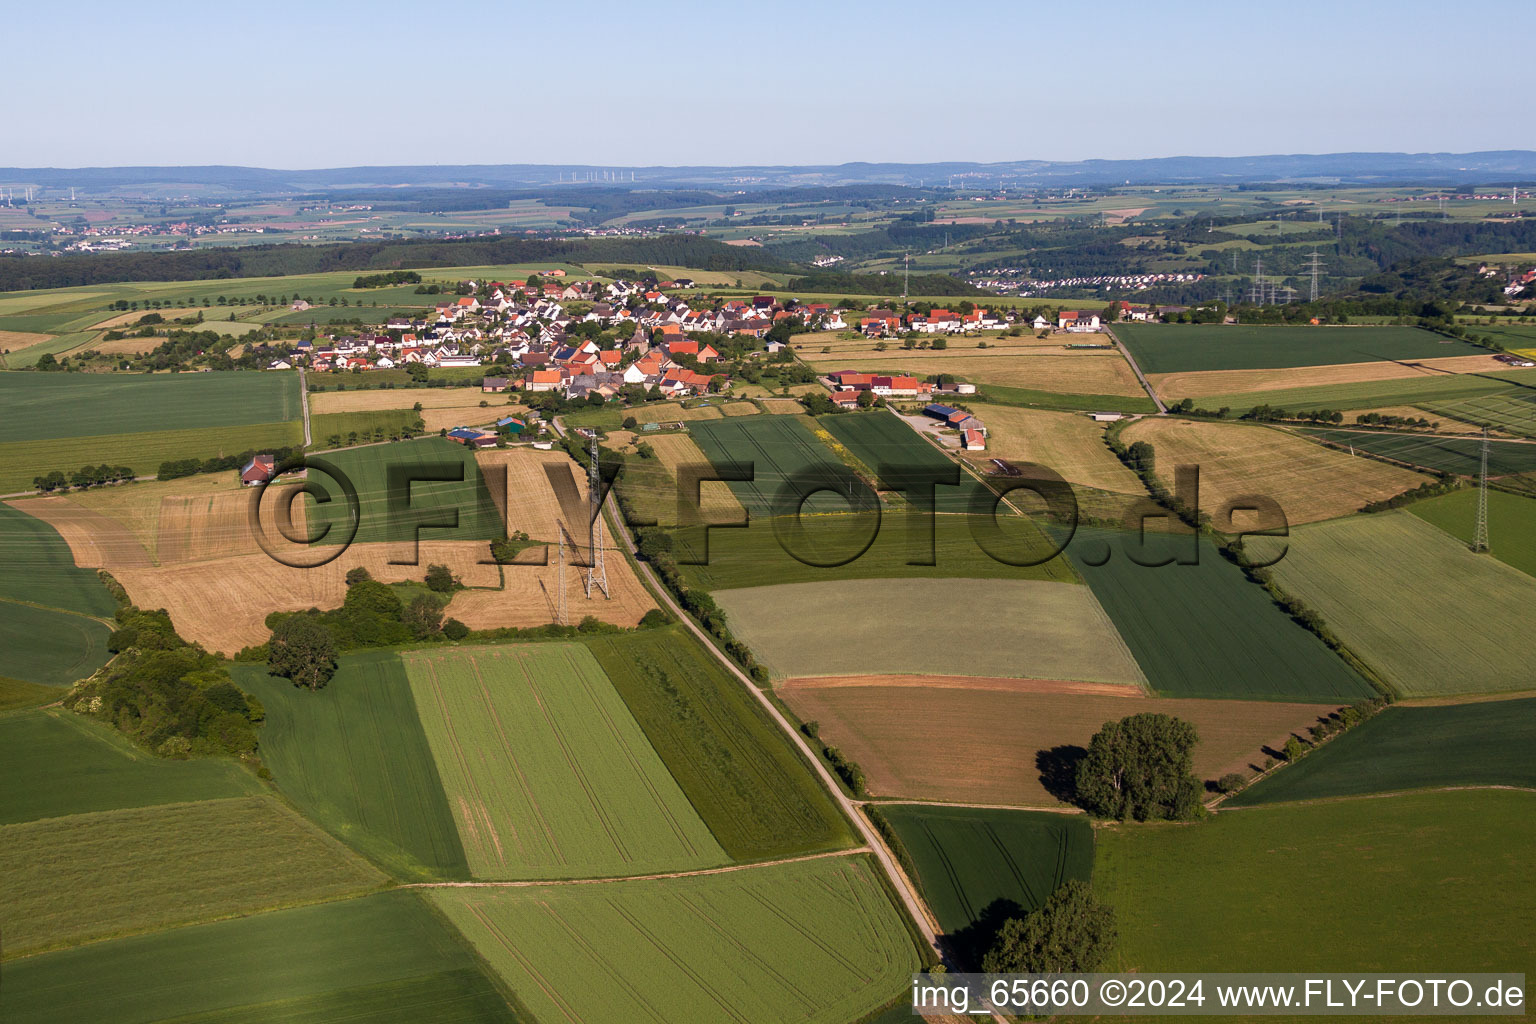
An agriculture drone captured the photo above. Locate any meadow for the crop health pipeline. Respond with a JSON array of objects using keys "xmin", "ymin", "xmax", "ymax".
[
  {"xmin": 0, "ymin": 676, "xmax": 58, "ymax": 712},
  {"xmin": 714, "ymin": 578, "xmax": 1144, "ymax": 684},
  {"xmin": 1121, "ymin": 418, "xmax": 1427, "ymax": 525},
  {"xmin": 671, "ymin": 511, "xmax": 1080, "ymax": 590},
  {"xmin": 1147, "ymin": 353, "xmax": 1505, "ymax": 404},
  {"xmin": 583, "ymin": 627, "xmax": 854, "ymax": 860},
  {"xmin": 1229, "ymin": 697, "xmax": 1536, "ymax": 806},
  {"xmin": 0, "ymin": 795, "xmax": 385, "ymax": 957},
  {"xmin": 430, "ymin": 855, "xmax": 920, "ymax": 1024},
  {"xmin": 961, "ymin": 404, "xmax": 1145, "ymax": 496},
  {"xmin": 1298, "ymin": 427, "xmax": 1536, "ymax": 477},
  {"xmin": 1114, "ymin": 323, "xmax": 1487, "ymax": 374},
  {"xmin": 1061, "ymin": 527, "xmax": 1375, "ymax": 701},
  {"xmin": 403, "ymin": 643, "xmax": 727, "ymax": 879},
  {"xmin": 310, "ymin": 409, "xmax": 428, "ymax": 444},
  {"xmin": 0, "ymin": 891, "xmax": 520, "ymax": 1024},
  {"xmin": 232, "ymin": 652, "xmax": 470, "ymax": 881},
  {"xmin": 0, "ymin": 369, "xmax": 299, "ymax": 441},
  {"xmin": 975, "ymin": 382, "xmax": 1158, "ymax": 414},
  {"xmin": 1409, "ymin": 487, "xmax": 1536, "ymax": 577},
  {"xmin": 1095, "ymin": 790, "xmax": 1536, "ymax": 974},
  {"xmin": 0, "ymin": 710, "xmax": 259, "ymax": 826},
  {"xmin": 306, "ymin": 436, "xmax": 506, "ymax": 547},
  {"xmin": 0, "ymin": 601, "xmax": 112, "ymax": 686},
  {"xmin": 879, "ymin": 804, "xmax": 1093, "ymax": 935},
  {"xmin": 781, "ymin": 680, "xmax": 1337, "ymax": 805},
  {"xmin": 1258, "ymin": 511, "xmax": 1536, "ymax": 697}
]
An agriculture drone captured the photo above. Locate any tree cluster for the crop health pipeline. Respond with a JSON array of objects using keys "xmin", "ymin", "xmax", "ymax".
[{"xmin": 1073, "ymin": 713, "xmax": 1204, "ymax": 821}]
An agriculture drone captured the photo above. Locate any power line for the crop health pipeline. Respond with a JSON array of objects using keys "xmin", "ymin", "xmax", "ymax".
[
  {"xmin": 1303, "ymin": 250, "xmax": 1326, "ymax": 303},
  {"xmin": 585, "ymin": 433, "xmax": 609, "ymax": 599},
  {"xmin": 1473, "ymin": 426, "xmax": 1491, "ymax": 554}
]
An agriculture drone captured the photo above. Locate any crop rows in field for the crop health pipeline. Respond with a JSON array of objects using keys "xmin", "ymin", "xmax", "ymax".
[
  {"xmin": 0, "ymin": 892, "xmax": 518, "ymax": 1024},
  {"xmin": 0, "ymin": 796, "xmax": 385, "ymax": 957},
  {"xmin": 431, "ymin": 855, "xmax": 919, "ymax": 1024},
  {"xmin": 686, "ymin": 415, "xmax": 854, "ymax": 516},
  {"xmin": 583, "ymin": 627, "xmax": 854, "ymax": 860},
  {"xmin": 1298, "ymin": 427, "xmax": 1536, "ymax": 476},
  {"xmin": 1420, "ymin": 385, "xmax": 1536, "ymax": 438},
  {"xmin": 1409, "ymin": 488, "xmax": 1536, "ymax": 579},
  {"xmin": 715, "ymin": 578, "xmax": 1143, "ymax": 684},
  {"xmin": 1115, "ymin": 323, "xmax": 1486, "ymax": 374},
  {"xmin": 879, "ymin": 804, "xmax": 1093, "ymax": 936},
  {"xmin": 1061, "ymin": 527, "xmax": 1375, "ymax": 701},
  {"xmin": 1188, "ymin": 367, "xmax": 1536, "ymax": 420},
  {"xmin": 0, "ymin": 370, "xmax": 299, "ymax": 442},
  {"xmin": 1257, "ymin": 512, "xmax": 1536, "ymax": 697},
  {"xmin": 818, "ymin": 410, "xmax": 999, "ymax": 513},
  {"xmin": 403, "ymin": 643, "xmax": 726, "ymax": 880},
  {"xmin": 232, "ymin": 652, "xmax": 470, "ymax": 881},
  {"xmin": 1230, "ymin": 697, "xmax": 1536, "ymax": 806}
]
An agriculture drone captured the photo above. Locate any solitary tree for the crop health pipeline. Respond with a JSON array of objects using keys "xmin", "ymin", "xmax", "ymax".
[
  {"xmin": 1074, "ymin": 713, "xmax": 1203, "ymax": 821},
  {"xmin": 981, "ymin": 881, "xmax": 1117, "ymax": 973},
  {"xmin": 267, "ymin": 615, "xmax": 337, "ymax": 691}
]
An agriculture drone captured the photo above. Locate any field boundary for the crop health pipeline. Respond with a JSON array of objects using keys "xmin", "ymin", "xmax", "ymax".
[{"xmin": 400, "ymin": 847, "xmax": 868, "ymax": 889}]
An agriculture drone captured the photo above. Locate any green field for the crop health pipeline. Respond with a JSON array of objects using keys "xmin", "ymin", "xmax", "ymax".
[
  {"xmin": 0, "ymin": 503, "xmax": 119, "ymax": 615},
  {"xmin": 1298, "ymin": 427, "xmax": 1536, "ymax": 476},
  {"xmin": 1062, "ymin": 527, "xmax": 1375, "ymax": 701},
  {"xmin": 0, "ymin": 795, "xmax": 384, "ymax": 958},
  {"xmin": 879, "ymin": 804, "xmax": 1093, "ymax": 936},
  {"xmin": 1410, "ymin": 487, "xmax": 1536, "ymax": 577},
  {"xmin": 978, "ymin": 382, "xmax": 1158, "ymax": 414},
  {"xmin": 1421, "ymin": 383, "xmax": 1536, "ymax": 438},
  {"xmin": 0, "ymin": 891, "xmax": 521, "ymax": 1024},
  {"xmin": 714, "ymin": 578, "xmax": 1145, "ymax": 684},
  {"xmin": 583, "ymin": 627, "xmax": 854, "ymax": 860},
  {"xmin": 1229, "ymin": 698, "xmax": 1536, "ymax": 806},
  {"xmin": 431, "ymin": 855, "xmax": 919, "ymax": 1024},
  {"xmin": 1258, "ymin": 512, "xmax": 1536, "ymax": 697},
  {"xmin": 304, "ymin": 436, "xmax": 504, "ymax": 547},
  {"xmin": 0, "ymin": 711, "xmax": 260, "ymax": 826},
  {"xmin": 686, "ymin": 414, "xmax": 854, "ymax": 516},
  {"xmin": 818, "ymin": 410, "xmax": 998, "ymax": 513},
  {"xmin": 0, "ymin": 420, "xmax": 305, "ymax": 494},
  {"xmin": 0, "ymin": 601, "xmax": 111, "ymax": 685},
  {"xmin": 310, "ymin": 409, "xmax": 427, "ymax": 444},
  {"xmin": 0, "ymin": 370, "xmax": 299, "ymax": 442},
  {"xmin": 1115, "ymin": 323, "xmax": 1487, "ymax": 374},
  {"xmin": 0, "ymin": 675, "xmax": 59, "ymax": 712},
  {"xmin": 1097, "ymin": 790, "xmax": 1536, "ymax": 973},
  {"xmin": 1194, "ymin": 366, "xmax": 1536, "ymax": 415},
  {"xmin": 671, "ymin": 511, "xmax": 1079, "ymax": 590},
  {"xmin": 232, "ymin": 652, "xmax": 469, "ymax": 881},
  {"xmin": 403, "ymin": 643, "xmax": 727, "ymax": 879}
]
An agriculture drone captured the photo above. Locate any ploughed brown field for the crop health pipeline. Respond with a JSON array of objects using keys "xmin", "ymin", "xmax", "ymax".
[{"xmin": 780, "ymin": 677, "xmax": 1340, "ymax": 806}]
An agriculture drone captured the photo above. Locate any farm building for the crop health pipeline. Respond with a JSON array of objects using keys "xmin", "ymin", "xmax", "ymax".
[
  {"xmin": 482, "ymin": 376, "xmax": 510, "ymax": 392},
  {"xmin": 1091, "ymin": 412, "xmax": 1125, "ymax": 422},
  {"xmin": 496, "ymin": 416, "xmax": 526, "ymax": 434},
  {"xmin": 923, "ymin": 403, "xmax": 959, "ymax": 421},
  {"xmin": 829, "ymin": 391, "xmax": 860, "ymax": 407},
  {"xmin": 962, "ymin": 428, "xmax": 986, "ymax": 451},
  {"xmin": 446, "ymin": 427, "xmax": 496, "ymax": 447},
  {"xmin": 240, "ymin": 454, "xmax": 276, "ymax": 486},
  {"xmin": 1057, "ymin": 311, "xmax": 1102, "ymax": 332}
]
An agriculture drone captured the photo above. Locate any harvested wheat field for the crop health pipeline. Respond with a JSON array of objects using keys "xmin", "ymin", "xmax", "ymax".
[
  {"xmin": 88, "ymin": 335, "xmax": 171, "ymax": 355},
  {"xmin": 0, "ymin": 331, "xmax": 55, "ymax": 351},
  {"xmin": 794, "ymin": 330, "xmax": 1058, "ymax": 357},
  {"xmin": 1149, "ymin": 354, "xmax": 1508, "ymax": 402},
  {"xmin": 6, "ymin": 497, "xmax": 152, "ymax": 568},
  {"xmin": 1340, "ymin": 406, "xmax": 1493, "ymax": 434},
  {"xmin": 1121, "ymin": 418, "xmax": 1427, "ymax": 525},
  {"xmin": 114, "ymin": 541, "xmax": 502, "ymax": 654},
  {"xmin": 474, "ymin": 447, "xmax": 587, "ymax": 543},
  {"xmin": 780, "ymin": 680, "xmax": 1340, "ymax": 806},
  {"xmin": 309, "ymin": 389, "xmax": 510, "ymax": 414},
  {"xmin": 625, "ymin": 432, "xmax": 745, "ymax": 525},
  {"xmin": 965, "ymin": 405, "xmax": 1144, "ymax": 494},
  {"xmin": 630, "ymin": 403, "xmax": 722, "ymax": 424},
  {"xmin": 719, "ymin": 401, "xmax": 760, "ymax": 416},
  {"xmin": 761, "ymin": 398, "xmax": 806, "ymax": 414},
  {"xmin": 445, "ymin": 555, "xmax": 655, "ymax": 632},
  {"xmin": 805, "ymin": 351, "xmax": 1147, "ymax": 396}
]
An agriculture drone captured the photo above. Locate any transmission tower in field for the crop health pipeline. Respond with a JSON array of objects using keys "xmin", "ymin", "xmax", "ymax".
[
  {"xmin": 556, "ymin": 527, "xmax": 568, "ymax": 625},
  {"xmin": 902, "ymin": 252, "xmax": 911, "ymax": 300},
  {"xmin": 1303, "ymin": 251, "xmax": 1326, "ymax": 303},
  {"xmin": 585, "ymin": 434, "xmax": 609, "ymax": 599},
  {"xmin": 1473, "ymin": 426, "xmax": 1491, "ymax": 553}
]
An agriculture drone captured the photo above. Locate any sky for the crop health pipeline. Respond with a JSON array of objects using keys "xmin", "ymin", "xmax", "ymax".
[{"xmin": 9, "ymin": 0, "xmax": 1533, "ymax": 169}]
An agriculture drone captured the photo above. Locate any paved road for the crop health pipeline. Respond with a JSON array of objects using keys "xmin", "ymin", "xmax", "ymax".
[
  {"xmin": 550, "ymin": 416, "xmax": 945, "ymax": 959},
  {"xmin": 1105, "ymin": 325, "xmax": 1167, "ymax": 413}
]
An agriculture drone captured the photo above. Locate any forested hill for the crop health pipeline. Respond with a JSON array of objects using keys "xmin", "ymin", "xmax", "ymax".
[{"xmin": 0, "ymin": 235, "xmax": 796, "ymax": 292}]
